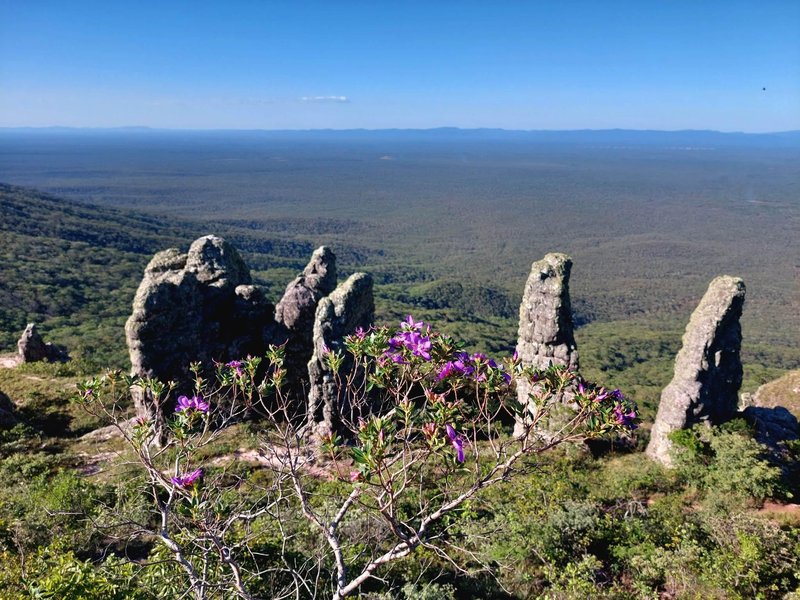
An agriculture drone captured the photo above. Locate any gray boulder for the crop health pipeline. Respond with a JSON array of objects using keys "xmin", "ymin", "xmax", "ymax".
[
  {"xmin": 273, "ymin": 247, "xmax": 337, "ymax": 398},
  {"xmin": 17, "ymin": 323, "xmax": 48, "ymax": 362},
  {"xmin": 17, "ymin": 323, "xmax": 68, "ymax": 363},
  {"xmin": 125, "ymin": 235, "xmax": 273, "ymax": 434},
  {"xmin": 307, "ymin": 273, "xmax": 374, "ymax": 437},
  {"xmin": 646, "ymin": 276, "xmax": 746, "ymax": 466},
  {"xmin": 515, "ymin": 253, "xmax": 579, "ymax": 435}
]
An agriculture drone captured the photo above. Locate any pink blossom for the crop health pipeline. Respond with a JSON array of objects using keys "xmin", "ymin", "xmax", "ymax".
[{"xmin": 172, "ymin": 468, "xmax": 203, "ymax": 488}]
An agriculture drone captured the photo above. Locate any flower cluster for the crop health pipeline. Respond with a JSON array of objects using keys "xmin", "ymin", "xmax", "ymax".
[
  {"xmin": 384, "ymin": 315, "xmax": 433, "ymax": 363},
  {"xmin": 613, "ymin": 403, "xmax": 638, "ymax": 428},
  {"xmin": 573, "ymin": 379, "xmax": 639, "ymax": 431},
  {"xmin": 437, "ymin": 351, "xmax": 512, "ymax": 387},
  {"xmin": 176, "ymin": 395, "xmax": 210, "ymax": 414},
  {"xmin": 226, "ymin": 360, "xmax": 244, "ymax": 376}
]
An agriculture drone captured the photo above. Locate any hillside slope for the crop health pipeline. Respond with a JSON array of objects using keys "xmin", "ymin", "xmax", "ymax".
[{"xmin": 0, "ymin": 183, "xmax": 203, "ymax": 365}]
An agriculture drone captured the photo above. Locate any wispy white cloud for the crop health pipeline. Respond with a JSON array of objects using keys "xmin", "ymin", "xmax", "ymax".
[{"xmin": 299, "ymin": 95, "xmax": 350, "ymax": 103}]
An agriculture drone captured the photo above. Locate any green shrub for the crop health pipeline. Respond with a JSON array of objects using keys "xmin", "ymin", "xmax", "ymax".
[
  {"xmin": 23, "ymin": 547, "xmax": 146, "ymax": 600},
  {"xmin": 669, "ymin": 421, "xmax": 783, "ymax": 508}
]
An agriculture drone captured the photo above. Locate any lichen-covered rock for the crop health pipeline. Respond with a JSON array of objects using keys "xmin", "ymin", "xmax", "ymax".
[
  {"xmin": 273, "ymin": 247, "xmax": 337, "ymax": 399},
  {"xmin": 514, "ymin": 253, "xmax": 579, "ymax": 435},
  {"xmin": 186, "ymin": 235, "xmax": 251, "ymax": 290},
  {"xmin": 307, "ymin": 273, "xmax": 374, "ymax": 437},
  {"xmin": 125, "ymin": 235, "xmax": 273, "ymax": 436},
  {"xmin": 646, "ymin": 276, "xmax": 746, "ymax": 466},
  {"xmin": 16, "ymin": 323, "xmax": 69, "ymax": 363}
]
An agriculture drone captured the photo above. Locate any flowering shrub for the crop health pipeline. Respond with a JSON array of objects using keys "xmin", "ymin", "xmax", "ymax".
[{"xmin": 75, "ymin": 316, "xmax": 637, "ymax": 600}]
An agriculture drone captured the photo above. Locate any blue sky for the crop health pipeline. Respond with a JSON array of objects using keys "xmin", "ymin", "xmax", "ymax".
[{"xmin": 1, "ymin": 1, "xmax": 798, "ymax": 131}]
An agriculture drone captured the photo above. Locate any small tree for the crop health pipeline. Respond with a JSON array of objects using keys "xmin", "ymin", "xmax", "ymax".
[{"xmin": 76, "ymin": 316, "xmax": 638, "ymax": 599}]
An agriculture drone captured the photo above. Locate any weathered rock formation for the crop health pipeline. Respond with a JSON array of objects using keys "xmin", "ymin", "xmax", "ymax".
[
  {"xmin": 17, "ymin": 323, "xmax": 68, "ymax": 363},
  {"xmin": 273, "ymin": 247, "xmax": 337, "ymax": 398},
  {"xmin": 307, "ymin": 272, "xmax": 374, "ymax": 437},
  {"xmin": 515, "ymin": 253, "xmax": 579, "ymax": 435},
  {"xmin": 125, "ymin": 235, "xmax": 273, "ymax": 431},
  {"xmin": 646, "ymin": 276, "xmax": 746, "ymax": 466}
]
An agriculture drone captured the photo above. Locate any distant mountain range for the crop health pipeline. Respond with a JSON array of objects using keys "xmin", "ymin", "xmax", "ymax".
[{"xmin": 2, "ymin": 126, "xmax": 799, "ymax": 147}]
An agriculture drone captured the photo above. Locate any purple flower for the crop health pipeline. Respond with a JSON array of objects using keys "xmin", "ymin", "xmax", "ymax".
[
  {"xmin": 404, "ymin": 331, "xmax": 432, "ymax": 360},
  {"xmin": 437, "ymin": 361, "xmax": 458, "ymax": 380},
  {"xmin": 387, "ymin": 337, "xmax": 403, "ymax": 351},
  {"xmin": 354, "ymin": 326, "xmax": 367, "ymax": 340},
  {"xmin": 387, "ymin": 352, "xmax": 408, "ymax": 364},
  {"xmin": 176, "ymin": 395, "xmax": 210, "ymax": 414},
  {"xmin": 613, "ymin": 403, "xmax": 638, "ymax": 429},
  {"xmin": 577, "ymin": 380, "xmax": 586, "ymax": 395},
  {"xmin": 226, "ymin": 360, "xmax": 244, "ymax": 376},
  {"xmin": 387, "ymin": 329, "xmax": 432, "ymax": 361},
  {"xmin": 172, "ymin": 468, "xmax": 203, "ymax": 488},
  {"xmin": 401, "ymin": 315, "xmax": 424, "ymax": 331},
  {"xmin": 446, "ymin": 424, "xmax": 465, "ymax": 463},
  {"xmin": 453, "ymin": 353, "xmax": 475, "ymax": 377}
]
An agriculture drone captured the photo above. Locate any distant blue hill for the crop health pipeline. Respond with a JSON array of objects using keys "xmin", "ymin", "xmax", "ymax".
[{"xmin": 2, "ymin": 127, "xmax": 799, "ymax": 147}]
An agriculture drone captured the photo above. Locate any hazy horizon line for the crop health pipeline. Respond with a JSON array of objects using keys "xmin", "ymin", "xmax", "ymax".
[{"xmin": 2, "ymin": 125, "xmax": 799, "ymax": 136}]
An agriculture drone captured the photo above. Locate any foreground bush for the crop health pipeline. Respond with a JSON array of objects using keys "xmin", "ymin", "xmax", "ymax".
[{"xmin": 74, "ymin": 316, "xmax": 637, "ymax": 599}]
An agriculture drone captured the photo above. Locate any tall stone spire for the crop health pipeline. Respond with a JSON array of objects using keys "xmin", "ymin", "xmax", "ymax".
[{"xmin": 646, "ymin": 276, "xmax": 746, "ymax": 466}]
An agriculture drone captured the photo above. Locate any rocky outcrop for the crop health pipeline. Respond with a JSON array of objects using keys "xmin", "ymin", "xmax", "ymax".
[
  {"xmin": 125, "ymin": 235, "xmax": 273, "ymax": 432},
  {"xmin": 273, "ymin": 247, "xmax": 337, "ymax": 399},
  {"xmin": 739, "ymin": 370, "xmax": 800, "ymax": 420},
  {"xmin": 515, "ymin": 253, "xmax": 579, "ymax": 435},
  {"xmin": 742, "ymin": 406, "xmax": 799, "ymax": 454},
  {"xmin": 17, "ymin": 323, "xmax": 68, "ymax": 363},
  {"xmin": 740, "ymin": 371, "xmax": 800, "ymax": 460},
  {"xmin": 646, "ymin": 276, "xmax": 746, "ymax": 466},
  {"xmin": 307, "ymin": 273, "xmax": 374, "ymax": 437}
]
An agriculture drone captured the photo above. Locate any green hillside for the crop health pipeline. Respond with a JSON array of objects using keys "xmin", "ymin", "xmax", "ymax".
[{"xmin": 0, "ymin": 184, "xmax": 199, "ymax": 366}]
